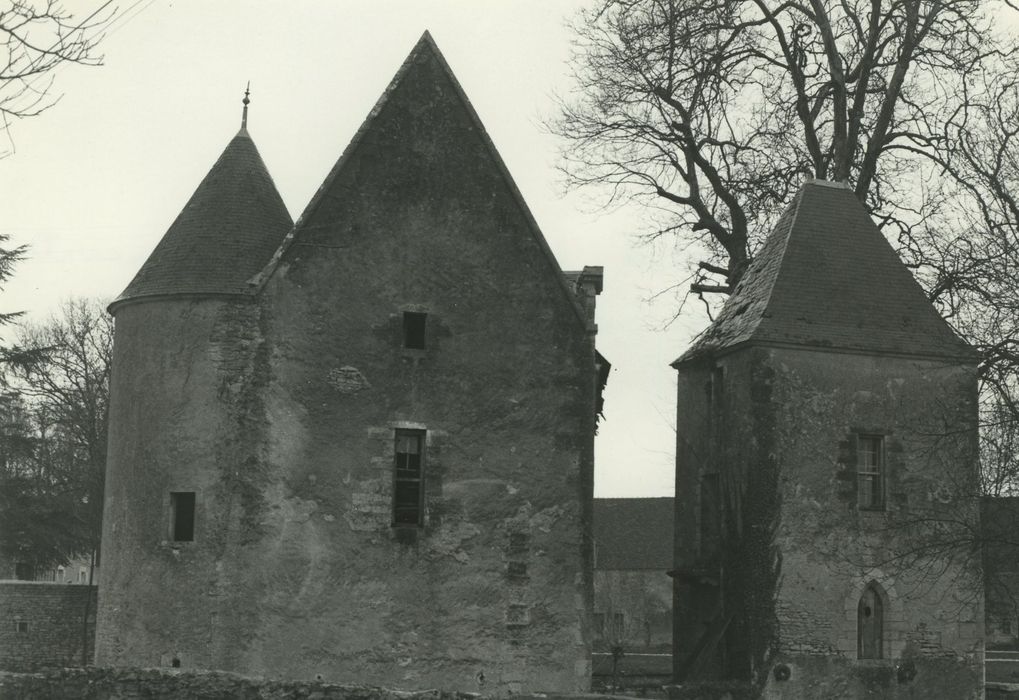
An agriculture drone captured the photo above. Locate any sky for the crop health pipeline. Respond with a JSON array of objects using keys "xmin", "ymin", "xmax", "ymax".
[{"xmin": 0, "ymin": 1, "xmax": 713, "ymax": 497}]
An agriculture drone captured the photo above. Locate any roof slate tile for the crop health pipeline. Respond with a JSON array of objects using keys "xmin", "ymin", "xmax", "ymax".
[
  {"xmin": 675, "ymin": 180, "xmax": 975, "ymax": 364},
  {"xmin": 112, "ymin": 128, "xmax": 293, "ymax": 310}
]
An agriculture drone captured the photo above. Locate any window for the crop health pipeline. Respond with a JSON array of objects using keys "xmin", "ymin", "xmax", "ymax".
[
  {"xmin": 170, "ymin": 492, "xmax": 196, "ymax": 542},
  {"xmin": 15, "ymin": 621, "xmax": 27, "ymax": 633},
  {"xmin": 593, "ymin": 612, "xmax": 606, "ymax": 638},
  {"xmin": 393, "ymin": 430, "xmax": 425, "ymax": 526},
  {"xmin": 858, "ymin": 583, "xmax": 884, "ymax": 659},
  {"xmin": 402, "ymin": 312, "xmax": 427, "ymax": 350},
  {"xmin": 612, "ymin": 612, "xmax": 625, "ymax": 639},
  {"xmin": 857, "ymin": 435, "xmax": 884, "ymax": 510},
  {"xmin": 700, "ymin": 473, "xmax": 721, "ymax": 558}
]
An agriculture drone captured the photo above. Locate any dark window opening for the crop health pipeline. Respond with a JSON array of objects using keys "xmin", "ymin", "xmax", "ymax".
[
  {"xmin": 857, "ymin": 435, "xmax": 884, "ymax": 510},
  {"xmin": 700, "ymin": 473, "xmax": 721, "ymax": 560},
  {"xmin": 171, "ymin": 657, "xmax": 181, "ymax": 668},
  {"xmin": 14, "ymin": 562, "xmax": 34, "ymax": 581},
  {"xmin": 508, "ymin": 532, "xmax": 529, "ymax": 554},
  {"xmin": 393, "ymin": 430, "xmax": 425, "ymax": 526},
  {"xmin": 593, "ymin": 613, "xmax": 605, "ymax": 638},
  {"xmin": 858, "ymin": 583, "xmax": 884, "ymax": 659},
  {"xmin": 170, "ymin": 492, "xmax": 196, "ymax": 542},
  {"xmin": 15, "ymin": 621, "xmax": 27, "ymax": 633},
  {"xmin": 403, "ymin": 312, "xmax": 427, "ymax": 350},
  {"xmin": 507, "ymin": 561, "xmax": 528, "ymax": 580}
]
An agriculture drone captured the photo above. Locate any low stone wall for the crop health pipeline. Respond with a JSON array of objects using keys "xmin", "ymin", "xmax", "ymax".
[
  {"xmin": 0, "ymin": 668, "xmax": 489, "ymax": 700},
  {"xmin": 0, "ymin": 582, "xmax": 97, "ymax": 671}
]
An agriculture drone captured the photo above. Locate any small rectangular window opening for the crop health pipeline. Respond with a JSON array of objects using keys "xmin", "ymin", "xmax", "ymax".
[
  {"xmin": 15, "ymin": 621, "xmax": 27, "ymax": 633},
  {"xmin": 857, "ymin": 435, "xmax": 884, "ymax": 510},
  {"xmin": 393, "ymin": 430, "xmax": 425, "ymax": 526},
  {"xmin": 403, "ymin": 312, "xmax": 427, "ymax": 350},
  {"xmin": 170, "ymin": 492, "xmax": 196, "ymax": 542},
  {"xmin": 612, "ymin": 612, "xmax": 625, "ymax": 639}
]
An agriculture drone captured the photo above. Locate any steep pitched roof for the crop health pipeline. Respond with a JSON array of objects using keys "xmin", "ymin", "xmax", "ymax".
[
  {"xmin": 593, "ymin": 498, "xmax": 673, "ymax": 570},
  {"xmin": 110, "ymin": 127, "xmax": 293, "ymax": 312},
  {"xmin": 674, "ymin": 180, "xmax": 976, "ymax": 365},
  {"xmin": 249, "ymin": 31, "xmax": 592, "ymax": 331}
]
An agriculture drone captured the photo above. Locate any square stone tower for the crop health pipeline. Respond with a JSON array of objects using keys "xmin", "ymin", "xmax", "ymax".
[{"xmin": 671, "ymin": 180, "xmax": 983, "ymax": 699}]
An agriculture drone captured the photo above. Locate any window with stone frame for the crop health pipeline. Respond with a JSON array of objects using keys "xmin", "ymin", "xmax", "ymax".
[
  {"xmin": 857, "ymin": 435, "xmax": 885, "ymax": 510},
  {"xmin": 393, "ymin": 429, "xmax": 425, "ymax": 526}
]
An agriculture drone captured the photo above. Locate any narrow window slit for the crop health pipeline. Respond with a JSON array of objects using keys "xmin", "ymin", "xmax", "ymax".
[{"xmin": 403, "ymin": 312, "xmax": 427, "ymax": 350}]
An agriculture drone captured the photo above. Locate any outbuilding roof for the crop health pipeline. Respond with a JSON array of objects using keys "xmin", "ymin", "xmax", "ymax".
[
  {"xmin": 593, "ymin": 497, "xmax": 673, "ymax": 570},
  {"xmin": 110, "ymin": 127, "xmax": 293, "ymax": 312},
  {"xmin": 674, "ymin": 180, "xmax": 976, "ymax": 365}
]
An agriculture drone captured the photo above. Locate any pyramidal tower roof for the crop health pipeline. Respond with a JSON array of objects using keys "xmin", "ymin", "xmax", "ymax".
[
  {"xmin": 110, "ymin": 103, "xmax": 293, "ymax": 312},
  {"xmin": 675, "ymin": 180, "xmax": 975, "ymax": 364}
]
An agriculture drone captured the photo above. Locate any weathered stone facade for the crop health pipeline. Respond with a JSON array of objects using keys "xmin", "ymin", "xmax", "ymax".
[
  {"xmin": 672, "ymin": 181, "xmax": 984, "ymax": 699},
  {"xmin": 0, "ymin": 583, "xmax": 97, "ymax": 671},
  {"xmin": 96, "ymin": 34, "xmax": 601, "ymax": 693}
]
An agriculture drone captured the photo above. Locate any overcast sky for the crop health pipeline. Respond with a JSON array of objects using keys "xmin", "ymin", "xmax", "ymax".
[{"xmin": 0, "ymin": 1, "xmax": 715, "ymax": 497}]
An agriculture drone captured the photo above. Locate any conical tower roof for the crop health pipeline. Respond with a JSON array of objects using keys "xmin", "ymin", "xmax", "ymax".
[
  {"xmin": 110, "ymin": 125, "xmax": 293, "ymax": 312},
  {"xmin": 674, "ymin": 180, "xmax": 975, "ymax": 364}
]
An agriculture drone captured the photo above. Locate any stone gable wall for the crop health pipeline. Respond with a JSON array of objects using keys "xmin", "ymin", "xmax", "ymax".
[{"xmin": 0, "ymin": 583, "xmax": 96, "ymax": 671}]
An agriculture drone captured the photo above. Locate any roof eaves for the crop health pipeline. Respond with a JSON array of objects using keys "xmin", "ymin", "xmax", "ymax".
[{"xmin": 108, "ymin": 291, "xmax": 255, "ymax": 316}]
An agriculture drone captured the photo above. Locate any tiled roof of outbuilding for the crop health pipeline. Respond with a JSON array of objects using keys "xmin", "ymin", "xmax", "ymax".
[
  {"xmin": 674, "ymin": 180, "xmax": 976, "ymax": 365},
  {"xmin": 593, "ymin": 498, "xmax": 673, "ymax": 570},
  {"xmin": 110, "ymin": 127, "xmax": 292, "ymax": 312}
]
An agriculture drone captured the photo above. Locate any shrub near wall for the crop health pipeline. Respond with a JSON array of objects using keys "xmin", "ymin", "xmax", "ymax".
[{"xmin": 0, "ymin": 583, "xmax": 96, "ymax": 671}]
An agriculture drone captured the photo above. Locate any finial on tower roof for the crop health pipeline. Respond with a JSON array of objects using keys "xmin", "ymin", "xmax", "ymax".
[{"xmin": 241, "ymin": 82, "xmax": 250, "ymax": 130}]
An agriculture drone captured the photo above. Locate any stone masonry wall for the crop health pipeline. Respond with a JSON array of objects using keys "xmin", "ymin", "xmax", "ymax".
[
  {"xmin": 0, "ymin": 583, "xmax": 97, "ymax": 671},
  {"xmin": 757, "ymin": 348, "xmax": 983, "ymax": 700},
  {"xmin": 96, "ymin": 44, "xmax": 597, "ymax": 695}
]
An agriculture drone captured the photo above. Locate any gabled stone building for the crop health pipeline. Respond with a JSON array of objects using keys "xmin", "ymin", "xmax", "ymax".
[
  {"xmin": 96, "ymin": 33, "xmax": 604, "ymax": 693},
  {"xmin": 671, "ymin": 180, "xmax": 984, "ymax": 698}
]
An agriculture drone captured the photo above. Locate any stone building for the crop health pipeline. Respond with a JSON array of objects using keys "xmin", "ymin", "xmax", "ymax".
[
  {"xmin": 591, "ymin": 498, "xmax": 673, "ymax": 690},
  {"xmin": 983, "ymin": 497, "xmax": 1019, "ymax": 649},
  {"xmin": 671, "ymin": 180, "xmax": 984, "ymax": 698},
  {"xmin": 96, "ymin": 33, "xmax": 604, "ymax": 693}
]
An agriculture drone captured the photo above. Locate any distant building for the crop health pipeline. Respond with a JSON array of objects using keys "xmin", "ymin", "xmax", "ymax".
[
  {"xmin": 0, "ymin": 553, "xmax": 97, "ymax": 585},
  {"xmin": 983, "ymin": 497, "xmax": 1019, "ymax": 649},
  {"xmin": 672, "ymin": 180, "xmax": 983, "ymax": 698},
  {"xmin": 95, "ymin": 33, "xmax": 605, "ymax": 694},
  {"xmin": 592, "ymin": 497, "xmax": 672, "ymax": 691}
]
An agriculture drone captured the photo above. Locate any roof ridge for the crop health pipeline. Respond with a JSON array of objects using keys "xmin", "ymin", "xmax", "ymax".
[{"xmin": 738, "ymin": 188, "xmax": 803, "ymax": 340}]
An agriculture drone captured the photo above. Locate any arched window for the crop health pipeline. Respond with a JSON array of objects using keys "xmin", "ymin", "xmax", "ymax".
[{"xmin": 857, "ymin": 583, "xmax": 884, "ymax": 659}]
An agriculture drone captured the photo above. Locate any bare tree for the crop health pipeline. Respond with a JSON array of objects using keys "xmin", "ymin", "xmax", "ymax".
[
  {"xmin": 553, "ymin": 0, "xmax": 1014, "ymax": 294},
  {"xmin": 12, "ymin": 298, "xmax": 112, "ymax": 666},
  {"xmin": 0, "ymin": 0, "xmax": 115, "ymax": 156},
  {"xmin": 14, "ymin": 298, "xmax": 113, "ymax": 570}
]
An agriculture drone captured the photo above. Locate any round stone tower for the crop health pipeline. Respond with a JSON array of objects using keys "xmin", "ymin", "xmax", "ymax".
[{"xmin": 94, "ymin": 104, "xmax": 293, "ymax": 668}]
